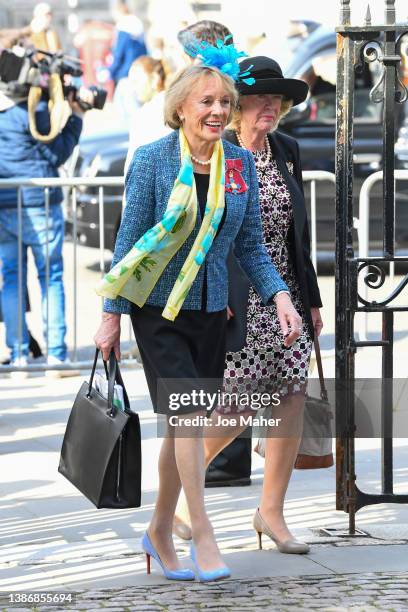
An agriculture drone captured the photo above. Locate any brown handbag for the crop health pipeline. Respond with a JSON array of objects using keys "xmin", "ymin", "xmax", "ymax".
[{"xmin": 295, "ymin": 334, "xmax": 334, "ymax": 469}]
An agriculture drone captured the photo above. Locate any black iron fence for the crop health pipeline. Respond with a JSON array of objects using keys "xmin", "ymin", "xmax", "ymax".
[{"xmin": 336, "ymin": 0, "xmax": 408, "ymax": 532}]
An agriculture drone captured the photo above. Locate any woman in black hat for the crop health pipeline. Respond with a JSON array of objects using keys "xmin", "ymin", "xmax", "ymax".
[{"xmin": 175, "ymin": 56, "xmax": 323, "ymax": 554}]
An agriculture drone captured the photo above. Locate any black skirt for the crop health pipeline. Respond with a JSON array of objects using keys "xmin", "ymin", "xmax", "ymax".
[{"xmin": 130, "ymin": 304, "xmax": 227, "ymax": 415}]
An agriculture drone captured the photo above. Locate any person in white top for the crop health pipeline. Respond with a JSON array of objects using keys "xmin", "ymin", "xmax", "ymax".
[{"xmin": 124, "ymin": 56, "xmax": 170, "ymax": 174}]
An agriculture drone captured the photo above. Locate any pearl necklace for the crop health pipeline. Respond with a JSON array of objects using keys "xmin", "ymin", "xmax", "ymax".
[
  {"xmin": 191, "ymin": 154, "xmax": 212, "ymax": 166},
  {"xmin": 236, "ymin": 131, "xmax": 272, "ymax": 168}
]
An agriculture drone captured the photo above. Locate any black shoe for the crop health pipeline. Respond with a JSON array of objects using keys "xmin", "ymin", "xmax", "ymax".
[
  {"xmin": 28, "ymin": 332, "xmax": 43, "ymax": 359},
  {"xmin": 205, "ymin": 468, "xmax": 251, "ymax": 487},
  {"xmin": 205, "ymin": 437, "xmax": 252, "ymax": 487}
]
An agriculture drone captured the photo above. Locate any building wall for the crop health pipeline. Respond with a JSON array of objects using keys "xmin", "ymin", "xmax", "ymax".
[{"xmin": 0, "ymin": 0, "xmax": 148, "ymax": 48}]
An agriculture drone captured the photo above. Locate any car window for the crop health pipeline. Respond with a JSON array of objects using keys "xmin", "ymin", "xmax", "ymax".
[
  {"xmin": 308, "ymin": 89, "xmax": 382, "ymax": 124},
  {"xmin": 298, "ymin": 51, "xmax": 381, "ymax": 124}
]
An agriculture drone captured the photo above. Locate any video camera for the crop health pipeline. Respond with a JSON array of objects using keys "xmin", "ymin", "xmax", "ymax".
[{"xmin": 0, "ymin": 45, "xmax": 107, "ymax": 111}]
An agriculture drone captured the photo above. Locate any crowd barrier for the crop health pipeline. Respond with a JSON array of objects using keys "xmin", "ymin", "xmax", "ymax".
[
  {"xmin": 0, "ymin": 177, "xmax": 125, "ymax": 373},
  {"xmin": 3, "ymin": 169, "xmax": 406, "ymax": 372},
  {"xmin": 302, "ymin": 171, "xmax": 336, "ymax": 271}
]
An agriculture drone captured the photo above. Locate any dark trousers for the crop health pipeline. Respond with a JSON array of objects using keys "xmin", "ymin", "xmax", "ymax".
[{"xmin": 206, "ymin": 433, "xmax": 252, "ymax": 483}]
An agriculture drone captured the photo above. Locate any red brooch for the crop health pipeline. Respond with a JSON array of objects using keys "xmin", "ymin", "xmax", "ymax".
[{"xmin": 225, "ymin": 159, "xmax": 248, "ymax": 194}]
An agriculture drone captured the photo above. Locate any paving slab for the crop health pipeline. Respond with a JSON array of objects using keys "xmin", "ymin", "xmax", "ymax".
[
  {"xmin": 364, "ymin": 523, "xmax": 408, "ymax": 541},
  {"xmin": 4, "ymin": 537, "xmax": 408, "ymax": 591},
  {"xmin": 307, "ymin": 543, "xmax": 408, "ymax": 574},
  {"xmin": 1, "ymin": 540, "xmax": 331, "ymax": 591}
]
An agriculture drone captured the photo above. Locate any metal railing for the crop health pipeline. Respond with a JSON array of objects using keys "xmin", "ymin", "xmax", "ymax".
[
  {"xmin": 336, "ymin": 0, "xmax": 408, "ymax": 531},
  {"xmin": 0, "ymin": 176, "xmax": 126, "ymax": 373},
  {"xmin": 356, "ymin": 169, "xmax": 408, "ymax": 340},
  {"xmin": 302, "ymin": 170, "xmax": 336, "ymax": 271},
  {"xmin": 303, "ymin": 171, "xmax": 337, "ymax": 362},
  {"xmin": 0, "ymin": 170, "xmax": 346, "ymax": 373}
]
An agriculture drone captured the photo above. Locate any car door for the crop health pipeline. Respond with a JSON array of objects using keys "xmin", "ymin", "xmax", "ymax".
[{"xmin": 280, "ymin": 46, "xmax": 384, "ymax": 259}]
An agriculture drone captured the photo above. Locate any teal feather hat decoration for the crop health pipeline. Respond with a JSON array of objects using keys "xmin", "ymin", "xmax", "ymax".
[{"xmin": 183, "ymin": 34, "xmax": 255, "ymax": 85}]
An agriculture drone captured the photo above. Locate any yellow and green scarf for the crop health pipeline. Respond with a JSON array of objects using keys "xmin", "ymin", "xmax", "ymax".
[{"xmin": 95, "ymin": 128, "xmax": 225, "ymax": 321}]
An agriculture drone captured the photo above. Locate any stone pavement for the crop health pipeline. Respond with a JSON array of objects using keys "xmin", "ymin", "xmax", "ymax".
[
  {"xmin": 1, "ymin": 573, "xmax": 408, "ymax": 611},
  {"xmin": 2, "ymin": 245, "xmax": 408, "ymax": 610},
  {"xmin": 1, "ymin": 369, "xmax": 408, "ymax": 611}
]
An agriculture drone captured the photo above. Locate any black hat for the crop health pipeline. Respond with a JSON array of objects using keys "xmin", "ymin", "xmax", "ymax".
[{"xmin": 238, "ymin": 56, "xmax": 309, "ymax": 106}]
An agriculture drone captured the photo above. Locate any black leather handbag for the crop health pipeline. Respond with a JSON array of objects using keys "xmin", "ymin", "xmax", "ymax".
[{"xmin": 58, "ymin": 350, "xmax": 142, "ymax": 508}]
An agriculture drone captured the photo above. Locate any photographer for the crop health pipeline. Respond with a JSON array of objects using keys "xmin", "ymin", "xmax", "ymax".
[{"xmin": 0, "ymin": 86, "xmax": 92, "ymax": 375}]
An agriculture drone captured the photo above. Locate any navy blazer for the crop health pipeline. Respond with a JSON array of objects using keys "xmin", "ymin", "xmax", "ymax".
[
  {"xmin": 224, "ymin": 129, "xmax": 323, "ymax": 349},
  {"xmin": 103, "ymin": 130, "xmax": 288, "ymax": 315}
]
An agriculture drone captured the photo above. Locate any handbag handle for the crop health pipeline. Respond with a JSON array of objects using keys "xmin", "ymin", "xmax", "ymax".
[
  {"xmin": 313, "ymin": 333, "xmax": 328, "ymax": 402},
  {"xmin": 88, "ymin": 349, "xmax": 130, "ymax": 416},
  {"xmin": 107, "ymin": 352, "xmax": 118, "ymax": 415},
  {"xmin": 88, "ymin": 349, "xmax": 100, "ymax": 395}
]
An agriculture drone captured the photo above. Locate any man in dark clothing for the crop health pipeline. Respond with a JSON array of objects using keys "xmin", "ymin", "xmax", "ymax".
[{"xmin": 0, "ymin": 91, "xmax": 85, "ymax": 372}]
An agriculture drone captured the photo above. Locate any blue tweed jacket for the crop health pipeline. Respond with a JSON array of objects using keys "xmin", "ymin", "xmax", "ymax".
[{"xmin": 104, "ymin": 130, "xmax": 288, "ymax": 315}]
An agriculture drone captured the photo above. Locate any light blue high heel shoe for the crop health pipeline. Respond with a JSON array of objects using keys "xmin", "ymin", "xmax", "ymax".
[
  {"xmin": 190, "ymin": 544, "xmax": 231, "ymax": 582},
  {"xmin": 142, "ymin": 532, "xmax": 195, "ymax": 581}
]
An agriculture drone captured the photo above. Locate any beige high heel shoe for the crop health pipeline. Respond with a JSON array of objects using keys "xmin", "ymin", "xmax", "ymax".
[
  {"xmin": 172, "ymin": 516, "xmax": 192, "ymax": 541},
  {"xmin": 253, "ymin": 508, "xmax": 310, "ymax": 554}
]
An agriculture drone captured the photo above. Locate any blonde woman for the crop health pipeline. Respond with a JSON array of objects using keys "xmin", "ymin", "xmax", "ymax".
[{"xmin": 94, "ymin": 59, "xmax": 302, "ymax": 581}]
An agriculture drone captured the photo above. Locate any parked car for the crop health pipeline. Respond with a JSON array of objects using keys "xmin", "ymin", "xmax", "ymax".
[
  {"xmin": 66, "ymin": 25, "xmax": 408, "ymax": 267},
  {"xmin": 65, "ymin": 131, "xmax": 128, "ymax": 250},
  {"xmin": 282, "ymin": 26, "xmax": 408, "ymax": 260}
]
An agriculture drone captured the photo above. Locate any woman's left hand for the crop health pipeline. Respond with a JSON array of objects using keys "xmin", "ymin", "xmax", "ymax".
[{"xmin": 311, "ymin": 307, "xmax": 323, "ymax": 337}]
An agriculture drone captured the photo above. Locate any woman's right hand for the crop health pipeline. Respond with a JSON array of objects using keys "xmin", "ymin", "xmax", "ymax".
[
  {"xmin": 94, "ymin": 312, "xmax": 121, "ymax": 361},
  {"xmin": 274, "ymin": 292, "xmax": 302, "ymax": 348}
]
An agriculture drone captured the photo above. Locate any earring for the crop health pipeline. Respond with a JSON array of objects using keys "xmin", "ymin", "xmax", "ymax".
[{"xmin": 179, "ymin": 114, "xmax": 184, "ymax": 122}]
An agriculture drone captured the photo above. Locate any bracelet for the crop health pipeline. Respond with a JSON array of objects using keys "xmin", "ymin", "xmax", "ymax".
[{"xmin": 273, "ymin": 290, "xmax": 290, "ymax": 303}]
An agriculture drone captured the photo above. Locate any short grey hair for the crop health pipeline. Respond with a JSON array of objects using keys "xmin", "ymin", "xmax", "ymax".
[
  {"xmin": 229, "ymin": 97, "xmax": 294, "ymax": 132},
  {"xmin": 164, "ymin": 65, "xmax": 238, "ymax": 130}
]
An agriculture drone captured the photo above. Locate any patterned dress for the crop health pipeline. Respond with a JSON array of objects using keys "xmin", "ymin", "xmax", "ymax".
[{"xmin": 220, "ymin": 147, "xmax": 313, "ymax": 413}]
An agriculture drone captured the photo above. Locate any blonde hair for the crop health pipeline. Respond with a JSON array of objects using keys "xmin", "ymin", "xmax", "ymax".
[
  {"xmin": 130, "ymin": 55, "xmax": 166, "ymax": 92},
  {"xmin": 164, "ymin": 65, "xmax": 238, "ymax": 130},
  {"xmin": 229, "ymin": 96, "xmax": 293, "ymax": 131}
]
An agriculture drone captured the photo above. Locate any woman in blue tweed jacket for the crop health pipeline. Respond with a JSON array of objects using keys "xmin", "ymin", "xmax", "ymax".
[{"xmin": 94, "ymin": 64, "xmax": 302, "ymax": 581}]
